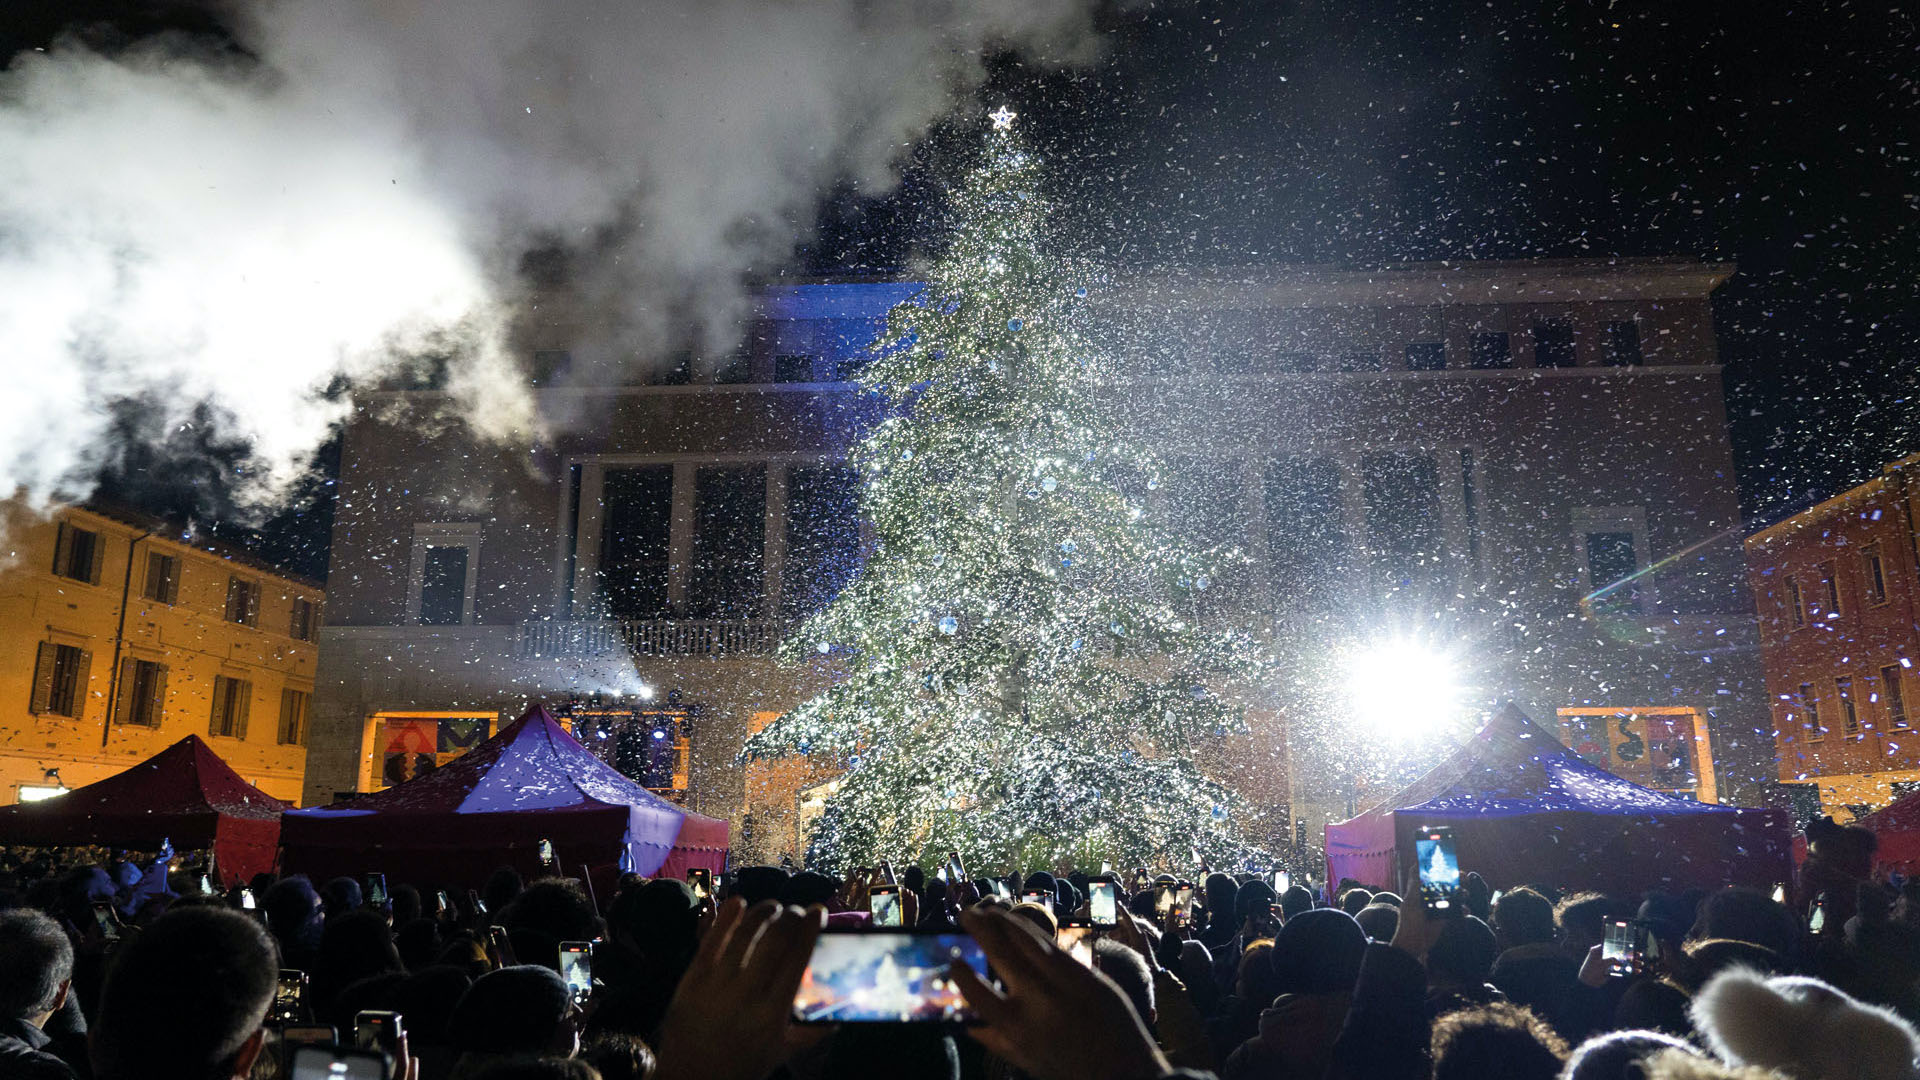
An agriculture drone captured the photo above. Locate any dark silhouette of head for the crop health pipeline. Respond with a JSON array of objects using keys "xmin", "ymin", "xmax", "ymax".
[
  {"xmin": 91, "ymin": 906, "xmax": 278, "ymax": 1080},
  {"xmin": 1431, "ymin": 1002, "xmax": 1570, "ymax": 1080},
  {"xmin": 1493, "ymin": 888, "xmax": 1557, "ymax": 949}
]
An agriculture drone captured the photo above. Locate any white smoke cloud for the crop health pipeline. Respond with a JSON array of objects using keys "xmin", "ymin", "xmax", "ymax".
[{"xmin": 0, "ymin": 0, "xmax": 1105, "ymax": 514}]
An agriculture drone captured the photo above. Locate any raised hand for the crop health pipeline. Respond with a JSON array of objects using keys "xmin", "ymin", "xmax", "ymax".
[
  {"xmin": 950, "ymin": 905, "xmax": 1171, "ymax": 1080},
  {"xmin": 653, "ymin": 898, "xmax": 826, "ymax": 1080}
]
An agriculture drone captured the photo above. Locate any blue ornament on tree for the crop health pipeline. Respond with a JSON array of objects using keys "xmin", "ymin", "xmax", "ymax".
[
  {"xmin": 816, "ymin": 641, "xmax": 831, "ymax": 654},
  {"xmin": 1040, "ymin": 476, "xmax": 1057, "ymax": 492},
  {"xmin": 1007, "ymin": 317, "xmax": 1023, "ymax": 331},
  {"xmin": 939, "ymin": 616, "xmax": 960, "ymax": 635},
  {"xmin": 1076, "ymin": 286, "xmax": 1089, "ymax": 298},
  {"xmin": 1060, "ymin": 539, "xmax": 1077, "ymax": 554},
  {"xmin": 1211, "ymin": 804, "xmax": 1227, "ymax": 820},
  {"xmin": 1195, "ymin": 574, "xmax": 1210, "ymax": 591}
]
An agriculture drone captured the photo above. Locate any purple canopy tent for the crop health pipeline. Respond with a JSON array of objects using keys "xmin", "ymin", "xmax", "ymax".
[
  {"xmin": 1325, "ymin": 704, "xmax": 1791, "ymax": 895},
  {"xmin": 280, "ymin": 704, "xmax": 727, "ymax": 893}
]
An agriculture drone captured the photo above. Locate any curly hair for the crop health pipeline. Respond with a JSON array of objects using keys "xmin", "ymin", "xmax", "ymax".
[{"xmin": 1431, "ymin": 1002, "xmax": 1570, "ymax": 1080}]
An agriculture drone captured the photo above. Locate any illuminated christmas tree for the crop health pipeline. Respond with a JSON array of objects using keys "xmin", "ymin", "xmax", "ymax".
[{"xmin": 743, "ymin": 106, "xmax": 1265, "ymax": 871}]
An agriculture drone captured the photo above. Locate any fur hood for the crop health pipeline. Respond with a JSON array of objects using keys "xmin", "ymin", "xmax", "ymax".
[{"xmin": 1690, "ymin": 968, "xmax": 1920, "ymax": 1080}]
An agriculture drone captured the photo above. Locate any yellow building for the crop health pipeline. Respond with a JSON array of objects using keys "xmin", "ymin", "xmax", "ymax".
[{"xmin": 0, "ymin": 502, "xmax": 319, "ymax": 805}]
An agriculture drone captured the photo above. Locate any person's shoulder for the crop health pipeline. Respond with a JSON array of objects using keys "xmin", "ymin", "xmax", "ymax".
[{"xmin": 0, "ymin": 1034, "xmax": 79, "ymax": 1080}]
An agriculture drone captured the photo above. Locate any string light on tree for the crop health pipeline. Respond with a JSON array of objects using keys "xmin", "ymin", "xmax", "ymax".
[{"xmin": 743, "ymin": 109, "xmax": 1266, "ymax": 870}]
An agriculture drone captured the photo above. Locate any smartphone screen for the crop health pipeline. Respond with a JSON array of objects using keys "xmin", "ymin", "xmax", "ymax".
[
  {"xmin": 1274, "ymin": 871, "xmax": 1291, "ymax": 895},
  {"xmin": 289, "ymin": 1045, "xmax": 388, "ymax": 1080},
  {"xmin": 1809, "ymin": 895, "xmax": 1828, "ymax": 934},
  {"xmin": 487, "ymin": 926, "xmax": 518, "ymax": 968},
  {"xmin": 272, "ymin": 970, "xmax": 307, "ymax": 1023},
  {"xmin": 241, "ymin": 887, "xmax": 257, "ymax": 911},
  {"xmin": 686, "ymin": 868, "xmax": 713, "ymax": 902},
  {"xmin": 991, "ymin": 880, "xmax": 1011, "ymax": 899},
  {"xmin": 1173, "ymin": 883, "xmax": 1195, "ymax": 927},
  {"xmin": 869, "ymin": 885, "xmax": 903, "ymax": 927},
  {"xmin": 1056, "ymin": 922, "xmax": 1096, "ymax": 967},
  {"xmin": 558, "ymin": 942, "xmax": 593, "ymax": 1005},
  {"xmin": 363, "ymin": 874, "xmax": 387, "ymax": 908},
  {"xmin": 792, "ymin": 931, "xmax": 987, "ymax": 1023},
  {"xmin": 1089, "ymin": 879, "xmax": 1119, "ymax": 927},
  {"xmin": 436, "ymin": 890, "xmax": 453, "ymax": 917},
  {"xmin": 1020, "ymin": 889, "xmax": 1050, "ymax": 908},
  {"xmin": 198, "ymin": 873, "xmax": 216, "ymax": 896},
  {"xmin": 1771, "ymin": 883, "xmax": 1787, "ymax": 905},
  {"xmin": 1602, "ymin": 918, "xmax": 1637, "ymax": 976},
  {"xmin": 277, "ymin": 1025, "xmax": 335, "ymax": 1049},
  {"xmin": 1415, "ymin": 826, "xmax": 1461, "ymax": 913},
  {"xmin": 538, "ymin": 838, "xmax": 555, "ymax": 868},
  {"xmin": 1154, "ymin": 882, "xmax": 1174, "ymax": 917},
  {"xmin": 947, "ymin": 852, "xmax": 966, "ymax": 883},
  {"xmin": 353, "ymin": 1010, "xmax": 404, "ymax": 1060},
  {"xmin": 91, "ymin": 902, "xmax": 120, "ymax": 941},
  {"xmin": 468, "ymin": 888, "xmax": 487, "ymax": 916}
]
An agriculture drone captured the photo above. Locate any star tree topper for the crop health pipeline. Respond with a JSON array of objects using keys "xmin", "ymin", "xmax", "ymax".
[{"xmin": 988, "ymin": 105, "xmax": 1017, "ymax": 130}]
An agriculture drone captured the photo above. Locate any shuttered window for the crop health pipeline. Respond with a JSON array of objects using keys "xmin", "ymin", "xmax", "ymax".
[
  {"xmin": 225, "ymin": 577, "xmax": 260, "ymax": 627},
  {"xmin": 116, "ymin": 658, "xmax": 168, "ymax": 727},
  {"xmin": 279, "ymin": 688, "xmax": 309, "ymax": 746},
  {"xmin": 289, "ymin": 597, "xmax": 317, "ymax": 641},
  {"xmin": 210, "ymin": 675, "xmax": 252, "ymax": 739},
  {"xmin": 142, "ymin": 552, "xmax": 179, "ymax": 604},
  {"xmin": 29, "ymin": 642, "xmax": 90, "ymax": 717},
  {"xmin": 52, "ymin": 523, "xmax": 104, "ymax": 584}
]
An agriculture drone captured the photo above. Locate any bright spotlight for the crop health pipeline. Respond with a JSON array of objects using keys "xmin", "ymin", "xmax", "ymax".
[
  {"xmin": 1344, "ymin": 639, "xmax": 1462, "ymax": 740},
  {"xmin": 634, "ymin": 684, "xmax": 656, "ymax": 701}
]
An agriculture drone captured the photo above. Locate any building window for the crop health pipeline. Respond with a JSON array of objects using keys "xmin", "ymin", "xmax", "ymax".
[
  {"xmin": 597, "ymin": 467, "xmax": 674, "ymax": 619},
  {"xmin": 408, "ymin": 524, "xmax": 482, "ymax": 626},
  {"xmin": 1363, "ymin": 453, "xmax": 1444, "ymax": 597},
  {"xmin": 773, "ymin": 354, "xmax": 816, "ymax": 382},
  {"xmin": 1838, "ymin": 677, "xmax": 1861, "ymax": 738},
  {"xmin": 1336, "ymin": 352, "xmax": 1377, "ymax": 372},
  {"xmin": 116, "ymin": 658, "xmax": 167, "ymax": 727},
  {"xmin": 1171, "ymin": 458, "xmax": 1249, "ymax": 552},
  {"xmin": 1404, "ymin": 342, "xmax": 1446, "ymax": 371},
  {"xmin": 1585, "ymin": 533, "xmax": 1641, "ymax": 613},
  {"xmin": 209, "ymin": 675, "xmax": 251, "ymax": 739},
  {"xmin": 52, "ymin": 523, "xmax": 103, "ymax": 585},
  {"xmin": 1785, "ymin": 576, "xmax": 1806, "ymax": 628},
  {"xmin": 279, "ymin": 688, "xmax": 309, "ymax": 746},
  {"xmin": 1884, "ymin": 664, "xmax": 1910, "ymax": 729},
  {"xmin": 1802, "ymin": 683, "xmax": 1824, "ymax": 741},
  {"xmin": 29, "ymin": 642, "xmax": 90, "ymax": 718},
  {"xmin": 1603, "ymin": 320, "xmax": 1643, "ymax": 366},
  {"xmin": 1816, "ymin": 561, "xmax": 1840, "ymax": 620},
  {"xmin": 142, "ymin": 552, "xmax": 179, "ymax": 604},
  {"xmin": 1266, "ymin": 456, "xmax": 1348, "ymax": 613},
  {"xmin": 289, "ymin": 597, "xmax": 317, "ymax": 642},
  {"xmin": 1533, "ymin": 320, "xmax": 1576, "ymax": 367},
  {"xmin": 688, "ymin": 466, "xmax": 767, "ymax": 618},
  {"xmin": 1470, "ymin": 332, "xmax": 1512, "ymax": 369},
  {"xmin": 225, "ymin": 577, "xmax": 260, "ymax": 627},
  {"xmin": 783, "ymin": 465, "xmax": 862, "ymax": 617},
  {"xmin": 713, "ymin": 351, "xmax": 754, "ymax": 384},
  {"xmin": 1864, "ymin": 545, "xmax": 1889, "ymax": 606}
]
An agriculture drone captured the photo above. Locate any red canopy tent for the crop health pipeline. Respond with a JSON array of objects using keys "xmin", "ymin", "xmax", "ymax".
[
  {"xmin": 1856, "ymin": 792, "xmax": 1920, "ymax": 874},
  {"xmin": 279, "ymin": 704, "xmax": 729, "ymax": 893},
  {"xmin": 0, "ymin": 735, "xmax": 284, "ymax": 883},
  {"xmin": 1325, "ymin": 704, "xmax": 1792, "ymax": 896}
]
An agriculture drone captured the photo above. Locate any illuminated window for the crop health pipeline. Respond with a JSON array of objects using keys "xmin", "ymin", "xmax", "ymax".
[{"xmin": 17, "ymin": 786, "xmax": 67, "ymax": 803}]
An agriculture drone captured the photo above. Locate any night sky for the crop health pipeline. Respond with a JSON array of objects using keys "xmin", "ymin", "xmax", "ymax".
[{"xmin": 13, "ymin": 0, "xmax": 1919, "ymax": 582}]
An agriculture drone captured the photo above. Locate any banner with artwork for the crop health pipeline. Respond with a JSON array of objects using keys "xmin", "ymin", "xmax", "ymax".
[{"xmin": 1557, "ymin": 707, "xmax": 1715, "ymax": 802}]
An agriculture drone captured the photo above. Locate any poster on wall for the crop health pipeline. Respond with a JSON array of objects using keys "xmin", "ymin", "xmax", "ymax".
[
  {"xmin": 379, "ymin": 716, "xmax": 495, "ymax": 788},
  {"xmin": 1558, "ymin": 707, "xmax": 1708, "ymax": 799}
]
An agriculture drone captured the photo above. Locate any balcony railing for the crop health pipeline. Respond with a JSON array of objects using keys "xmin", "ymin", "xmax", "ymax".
[{"xmin": 519, "ymin": 618, "xmax": 781, "ymax": 658}]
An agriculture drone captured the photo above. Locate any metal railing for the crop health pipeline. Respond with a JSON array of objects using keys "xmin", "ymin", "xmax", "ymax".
[{"xmin": 519, "ymin": 618, "xmax": 780, "ymax": 658}]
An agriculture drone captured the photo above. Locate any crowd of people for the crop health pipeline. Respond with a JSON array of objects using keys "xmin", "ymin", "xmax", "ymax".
[{"xmin": 0, "ymin": 813, "xmax": 1915, "ymax": 1080}]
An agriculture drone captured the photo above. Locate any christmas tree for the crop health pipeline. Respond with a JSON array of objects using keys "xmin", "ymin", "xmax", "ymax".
[{"xmin": 743, "ymin": 107, "xmax": 1267, "ymax": 871}]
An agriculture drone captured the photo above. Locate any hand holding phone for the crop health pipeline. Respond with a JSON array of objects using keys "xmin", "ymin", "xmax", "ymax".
[
  {"xmin": 353, "ymin": 1010, "xmax": 407, "ymax": 1078},
  {"xmin": 1089, "ymin": 877, "xmax": 1119, "ymax": 927},
  {"xmin": 538, "ymin": 838, "xmax": 555, "ymax": 869},
  {"xmin": 686, "ymin": 867, "xmax": 714, "ymax": 902},
  {"xmin": 1415, "ymin": 826, "xmax": 1461, "ymax": 915},
  {"xmin": 558, "ymin": 942, "xmax": 593, "ymax": 1006},
  {"xmin": 289, "ymin": 1044, "xmax": 388, "ymax": 1080},
  {"xmin": 792, "ymin": 930, "xmax": 986, "ymax": 1022},
  {"xmin": 272, "ymin": 970, "xmax": 309, "ymax": 1023},
  {"xmin": 869, "ymin": 884, "xmax": 904, "ymax": 927}
]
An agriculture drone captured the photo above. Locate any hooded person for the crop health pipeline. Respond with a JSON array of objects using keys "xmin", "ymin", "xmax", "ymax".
[
  {"xmin": 1690, "ymin": 968, "xmax": 1920, "ymax": 1080},
  {"xmin": 1221, "ymin": 909, "xmax": 1368, "ymax": 1080}
]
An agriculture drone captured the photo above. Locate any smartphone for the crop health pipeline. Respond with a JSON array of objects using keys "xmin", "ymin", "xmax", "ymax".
[
  {"xmin": 198, "ymin": 872, "xmax": 216, "ymax": 896},
  {"xmin": 486, "ymin": 925, "xmax": 518, "ymax": 968},
  {"xmin": 538, "ymin": 838, "xmax": 555, "ymax": 869},
  {"xmin": 870, "ymin": 884, "xmax": 904, "ymax": 927},
  {"xmin": 1274, "ymin": 870, "xmax": 1291, "ymax": 895},
  {"xmin": 686, "ymin": 868, "xmax": 714, "ymax": 903},
  {"xmin": 1809, "ymin": 892, "xmax": 1829, "ymax": 934},
  {"xmin": 272, "ymin": 970, "xmax": 308, "ymax": 1023},
  {"xmin": 1020, "ymin": 889, "xmax": 1051, "ymax": 908},
  {"xmin": 558, "ymin": 941, "xmax": 593, "ymax": 1006},
  {"xmin": 1602, "ymin": 918, "xmax": 1643, "ymax": 976},
  {"xmin": 353, "ymin": 1010, "xmax": 404, "ymax": 1062},
  {"xmin": 241, "ymin": 887, "xmax": 257, "ymax": 911},
  {"xmin": 436, "ymin": 890, "xmax": 453, "ymax": 918},
  {"xmin": 289, "ymin": 1044, "xmax": 388, "ymax": 1080},
  {"xmin": 946, "ymin": 851, "xmax": 967, "ymax": 884},
  {"xmin": 467, "ymin": 888, "xmax": 487, "ymax": 917},
  {"xmin": 1153, "ymin": 882, "xmax": 1175, "ymax": 917},
  {"xmin": 792, "ymin": 930, "xmax": 988, "ymax": 1023},
  {"xmin": 278, "ymin": 1025, "xmax": 336, "ymax": 1048},
  {"xmin": 1415, "ymin": 826, "xmax": 1462, "ymax": 914},
  {"xmin": 1056, "ymin": 920, "xmax": 1096, "ymax": 967},
  {"xmin": 363, "ymin": 874, "xmax": 388, "ymax": 908},
  {"xmin": 1771, "ymin": 883, "xmax": 1787, "ymax": 905},
  {"xmin": 1089, "ymin": 877, "xmax": 1119, "ymax": 927},
  {"xmin": 91, "ymin": 901, "xmax": 121, "ymax": 942},
  {"xmin": 1172, "ymin": 882, "xmax": 1195, "ymax": 927},
  {"xmin": 990, "ymin": 880, "xmax": 1011, "ymax": 899}
]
